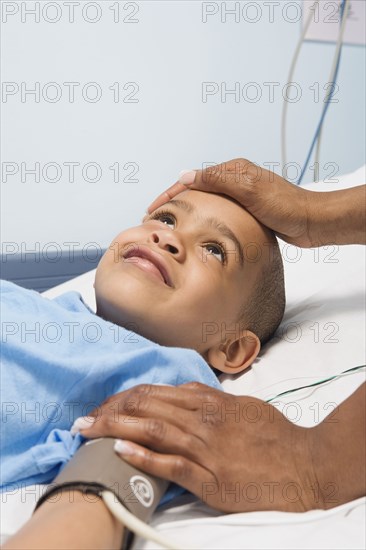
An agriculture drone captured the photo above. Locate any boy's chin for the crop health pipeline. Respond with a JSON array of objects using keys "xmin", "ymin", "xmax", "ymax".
[{"xmin": 95, "ymin": 298, "xmax": 204, "ymax": 351}]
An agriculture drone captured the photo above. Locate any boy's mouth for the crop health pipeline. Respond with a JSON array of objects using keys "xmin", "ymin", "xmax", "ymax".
[{"xmin": 123, "ymin": 245, "xmax": 173, "ymax": 287}]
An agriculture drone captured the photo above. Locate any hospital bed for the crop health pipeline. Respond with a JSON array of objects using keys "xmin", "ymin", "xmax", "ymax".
[{"xmin": 1, "ymin": 166, "xmax": 365, "ymax": 549}]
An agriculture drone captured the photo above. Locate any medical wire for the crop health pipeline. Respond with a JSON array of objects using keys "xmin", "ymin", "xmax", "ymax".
[
  {"xmin": 281, "ymin": 0, "xmax": 349, "ymax": 184},
  {"xmin": 101, "ymin": 490, "xmax": 193, "ymax": 550},
  {"xmin": 299, "ymin": 0, "xmax": 349, "ymax": 184},
  {"xmin": 313, "ymin": 0, "xmax": 348, "ymax": 181},
  {"xmin": 265, "ymin": 364, "xmax": 365, "ymax": 403},
  {"xmin": 281, "ymin": 0, "xmax": 319, "ymax": 170}
]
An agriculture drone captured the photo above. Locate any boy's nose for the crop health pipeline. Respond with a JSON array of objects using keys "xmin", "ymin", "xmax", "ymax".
[{"xmin": 149, "ymin": 229, "xmax": 186, "ymax": 261}]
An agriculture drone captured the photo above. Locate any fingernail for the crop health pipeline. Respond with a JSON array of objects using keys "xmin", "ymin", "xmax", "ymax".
[
  {"xmin": 70, "ymin": 416, "xmax": 96, "ymax": 435},
  {"xmin": 114, "ymin": 439, "xmax": 136, "ymax": 455},
  {"xmin": 179, "ymin": 170, "xmax": 196, "ymax": 185}
]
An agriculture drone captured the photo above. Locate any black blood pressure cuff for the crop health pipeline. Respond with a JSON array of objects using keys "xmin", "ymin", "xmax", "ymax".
[{"xmin": 35, "ymin": 438, "xmax": 169, "ymax": 550}]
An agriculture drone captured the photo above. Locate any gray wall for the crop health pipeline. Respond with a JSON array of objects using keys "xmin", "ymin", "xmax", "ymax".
[{"xmin": 2, "ymin": 0, "xmax": 366, "ymax": 257}]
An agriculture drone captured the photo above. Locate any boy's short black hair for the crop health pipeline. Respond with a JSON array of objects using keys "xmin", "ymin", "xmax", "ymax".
[{"xmin": 239, "ymin": 235, "xmax": 285, "ymax": 346}]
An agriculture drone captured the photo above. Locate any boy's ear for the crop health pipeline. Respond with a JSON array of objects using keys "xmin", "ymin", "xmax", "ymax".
[{"xmin": 206, "ymin": 330, "xmax": 260, "ymax": 374}]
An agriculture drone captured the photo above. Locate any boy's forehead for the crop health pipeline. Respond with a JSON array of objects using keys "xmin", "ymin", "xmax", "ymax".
[
  {"xmin": 167, "ymin": 189, "xmax": 239, "ymax": 216},
  {"xmin": 168, "ymin": 189, "xmax": 263, "ymax": 238}
]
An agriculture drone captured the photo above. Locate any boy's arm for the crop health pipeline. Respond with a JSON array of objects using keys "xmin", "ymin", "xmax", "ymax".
[{"xmin": 2, "ymin": 490, "xmax": 124, "ymax": 550}]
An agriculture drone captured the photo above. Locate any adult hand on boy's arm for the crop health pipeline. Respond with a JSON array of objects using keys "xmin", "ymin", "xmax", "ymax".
[
  {"xmin": 78, "ymin": 382, "xmax": 366, "ymax": 514},
  {"xmin": 147, "ymin": 159, "xmax": 366, "ymax": 247}
]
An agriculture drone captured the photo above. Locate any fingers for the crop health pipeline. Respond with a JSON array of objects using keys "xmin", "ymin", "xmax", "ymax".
[
  {"xmin": 71, "ymin": 382, "xmax": 224, "ymax": 454},
  {"xmin": 79, "ymin": 412, "xmax": 206, "ymax": 462},
  {"xmin": 193, "ymin": 158, "xmax": 263, "ymax": 206},
  {"xmin": 89, "ymin": 382, "xmax": 220, "ymax": 419},
  {"xmin": 146, "ymin": 181, "xmax": 188, "ymax": 213},
  {"xmin": 146, "ymin": 159, "xmax": 264, "ymax": 215},
  {"xmin": 83, "ymin": 395, "xmax": 196, "ymax": 435},
  {"xmin": 114, "ymin": 439, "xmax": 215, "ymax": 495},
  {"xmin": 75, "ymin": 383, "xmax": 223, "ymax": 438},
  {"xmin": 126, "ymin": 381, "xmax": 220, "ymax": 409}
]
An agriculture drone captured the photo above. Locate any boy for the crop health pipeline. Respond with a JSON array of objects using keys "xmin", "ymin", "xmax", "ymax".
[{"xmin": 0, "ymin": 188, "xmax": 285, "ymax": 496}]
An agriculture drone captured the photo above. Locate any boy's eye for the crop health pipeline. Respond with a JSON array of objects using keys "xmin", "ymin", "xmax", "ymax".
[
  {"xmin": 204, "ymin": 243, "xmax": 226, "ymax": 264},
  {"xmin": 148, "ymin": 210, "xmax": 176, "ymax": 229},
  {"xmin": 146, "ymin": 211, "xmax": 227, "ymax": 264}
]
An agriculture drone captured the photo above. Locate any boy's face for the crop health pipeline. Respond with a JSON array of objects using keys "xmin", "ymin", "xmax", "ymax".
[{"xmin": 95, "ymin": 190, "xmax": 269, "ymax": 354}]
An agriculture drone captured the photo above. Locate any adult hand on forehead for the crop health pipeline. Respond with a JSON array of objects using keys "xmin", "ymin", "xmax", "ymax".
[
  {"xmin": 147, "ymin": 158, "xmax": 365, "ymax": 248},
  {"xmin": 147, "ymin": 159, "xmax": 314, "ymax": 247},
  {"xmin": 72, "ymin": 382, "xmax": 319, "ymax": 514}
]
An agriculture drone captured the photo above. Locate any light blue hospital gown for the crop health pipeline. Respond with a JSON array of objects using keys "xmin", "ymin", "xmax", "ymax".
[{"xmin": 0, "ymin": 280, "xmax": 221, "ymax": 503}]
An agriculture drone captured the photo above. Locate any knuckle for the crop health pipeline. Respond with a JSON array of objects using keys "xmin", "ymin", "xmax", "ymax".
[
  {"xmin": 92, "ymin": 411, "xmax": 116, "ymax": 435},
  {"xmin": 103, "ymin": 413, "xmax": 118, "ymax": 430},
  {"xmin": 201, "ymin": 389, "xmax": 217, "ymax": 403},
  {"xmin": 88, "ymin": 406, "xmax": 102, "ymax": 422},
  {"xmin": 139, "ymin": 448, "xmax": 155, "ymax": 471},
  {"xmin": 224, "ymin": 157, "xmax": 247, "ymax": 172},
  {"xmin": 172, "ymin": 457, "xmax": 191, "ymax": 481},
  {"xmin": 205, "ymin": 164, "xmax": 219, "ymax": 174},
  {"xmin": 225, "ymin": 158, "xmax": 258, "ymax": 181},
  {"xmin": 201, "ymin": 168, "xmax": 217, "ymax": 185},
  {"xmin": 122, "ymin": 399, "xmax": 140, "ymax": 417},
  {"xmin": 127, "ymin": 384, "xmax": 151, "ymax": 405},
  {"xmin": 243, "ymin": 163, "xmax": 262, "ymax": 184},
  {"xmin": 182, "ymin": 381, "xmax": 205, "ymax": 392},
  {"xmin": 224, "ymin": 158, "xmax": 249, "ymax": 173},
  {"xmin": 102, "ymin": 392, "xmax": 133, "ymax": 417},
  {"xmin": 105, "ymin": 390, "xmax": 125, "ymax": 405},
  {"xmin": 145, "ymin": 418, "xmax": 166, "ymax": 443},
  {"xmin": 132, "ymin": 384, "xmax": 152, "ymax": 396}
]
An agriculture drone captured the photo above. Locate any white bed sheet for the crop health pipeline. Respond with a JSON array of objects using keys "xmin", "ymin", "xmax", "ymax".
[{"xmin": 1, "ymin": 166, "xmax": 365, "ymax": 549}]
